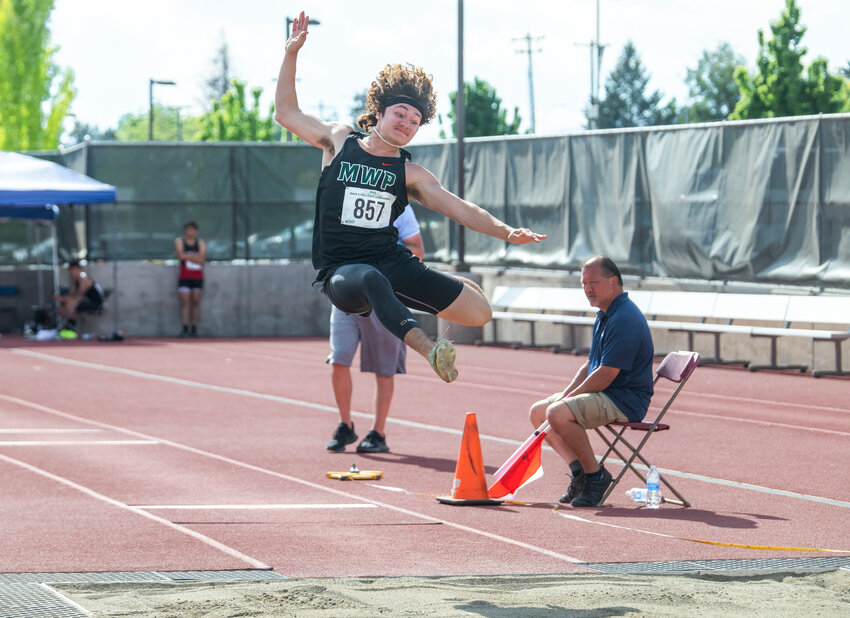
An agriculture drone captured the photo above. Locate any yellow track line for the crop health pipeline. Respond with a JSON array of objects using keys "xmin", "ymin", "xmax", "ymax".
[{"xmin": 556, "ymin": 510, "xmax": 850, "ymax": 553}]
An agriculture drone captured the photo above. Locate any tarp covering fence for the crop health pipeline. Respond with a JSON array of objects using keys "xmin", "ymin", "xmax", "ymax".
[{"xmin": 11, "ymin": 113, "xmax": 850, "ymax": 289}]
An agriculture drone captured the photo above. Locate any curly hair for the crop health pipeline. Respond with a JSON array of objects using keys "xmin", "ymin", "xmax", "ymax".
[{"xmin": 356, "ymin": 63, "xmax": 437, "ymax": 131}]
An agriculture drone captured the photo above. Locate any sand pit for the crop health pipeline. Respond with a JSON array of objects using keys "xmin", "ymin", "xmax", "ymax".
[{"xmin": 57, "ymin": 569, "xmax": 850, "ymax": 617}]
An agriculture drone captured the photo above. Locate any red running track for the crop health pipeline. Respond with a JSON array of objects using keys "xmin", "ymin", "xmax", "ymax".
[{"xmin": 0, "ymin": 336, "xmax": 848, "ymax": 577}]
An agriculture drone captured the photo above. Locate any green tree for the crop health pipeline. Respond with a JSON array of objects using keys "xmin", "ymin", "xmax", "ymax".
[
  {"xmin": 840, "ymin": 62, "xmax": 850, "ymax": 79},
  {"xmin": 203, "ymin": 35, "xmax": 232, "ymax": 102},
  {"xmin": 66, "ymin": 121, "xmax": 116, "ymax": 143},
  {"xmin": 730, "ymin": 0, "xmax": 849, "ymax": 119},
  {"xmin": 113, "ymin": 106, "xmax": 201, "ymax": 142},
  {"xmin": 445, "ymin": 77, "xmax": 522, "ymax": 138},
  {"xmin": 594, "ymin": 41, "xmax": 675, "ymax": 129},
  {"xmin": 684, "ymin": 43, "xmax": 746, "ymax": 122},
  {"xmin": 198, "ymin": 79, "xmax": 280, "ymax": 142},
  {"xmin": 0, "ymin": 0, "xmax": 75, "ymax": 150}
]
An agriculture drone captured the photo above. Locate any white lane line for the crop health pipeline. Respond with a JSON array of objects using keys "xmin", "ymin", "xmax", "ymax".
[
  {"xmin": 8, "ymin": 347, "xmax": 846, "ymax": 444},
  {"xmin": 670, "ymin": 389, "xmax": 850, "ymax": 416},
  {"xmin": 170, "ymin": 342, "xmax": 850, "ymax": 415},
  {"xmin": 0, "ymin": 440, "xmax": 158, "ymax": 446},
  {"xmin": 5, "ymin": 353, "xmax": 849, "ymax": 505},
  {"xmin": 0, "ymin": 451, "xmax": 270, "ymax": 570},
  {"xmin": 0, "ymin": 428, "xmax": 103, "ymax": 434},
  {"xmin": 39, "ymin": 582, "xmax": 93, "ymax": 615},
  {"xmin": 39, "ymin": 583, "xmax": 93, "ymax": 616},
  {"xmin": 643, "ymin": 465, "xmax": 850, "ymax": 510},
  {"xmin": 133, "ymin": 504, "xmax": 378, "ymax": 510},
  {"xmin": 0, "ymin": 393, "xmax": 585, "ymax": 567},
  {"xmin": 674, "ymin": 409, "xmax": 850, "ymax": 437}
]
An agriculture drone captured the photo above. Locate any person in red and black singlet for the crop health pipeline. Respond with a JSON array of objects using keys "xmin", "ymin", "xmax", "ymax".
[
  {"xmin": 175, "ymin": 221, "xmax": 206, "ymax": 337},
  {"xmin": 275, "ymin": 11, "xmax": 546, "ymax": 385}
]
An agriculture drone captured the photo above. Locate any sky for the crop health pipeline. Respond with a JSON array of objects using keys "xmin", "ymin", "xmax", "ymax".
[{"xmin": 49, "ymin": 0, "xmax": 850, "ymax": 142}]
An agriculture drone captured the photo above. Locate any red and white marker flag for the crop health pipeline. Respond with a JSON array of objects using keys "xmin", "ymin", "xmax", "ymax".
[{"xmin": 487, "ymin": 420, "xmax": 549, "ymax": 500}]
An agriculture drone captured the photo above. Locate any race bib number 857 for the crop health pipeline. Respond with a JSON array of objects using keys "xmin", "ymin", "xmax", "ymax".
[{"xmin": 340, "ymin": 187, "xmax": 396, "ymax": 229}]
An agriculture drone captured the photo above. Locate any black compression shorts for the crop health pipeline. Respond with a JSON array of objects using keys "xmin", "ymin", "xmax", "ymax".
[{"xmin": 322, "ymin": 250, "xmax": 463, "ymax": 315}]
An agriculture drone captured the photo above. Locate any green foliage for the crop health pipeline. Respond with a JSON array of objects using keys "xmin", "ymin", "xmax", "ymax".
[
  {"xmin": 0, "ymin": 0, "xmax": 75, "ymax": 150},
  {"xmin": 66, "ymin": 121, "xmax": 116, "ymax": 143},
  {"xmin": 198, "ymin": 79, "xmax": 281, "ymax": 142},
  {"xmin": 445, "ymin": 77, "xmax": 522, "ymax": 138},
  {"xmin": 684, "ymin": 43, "xmax": 746, "ymax": 122},
  {"xmin": 731, "ymin": 0, "xmax": 849, "ymax": 120},
  {"xmin": 113, "ymin": 105, "xmax": 202, "ymax": 142},
  {"xmin": 594, "ymin": 41, "xmax": 675, "ymax": 129}
]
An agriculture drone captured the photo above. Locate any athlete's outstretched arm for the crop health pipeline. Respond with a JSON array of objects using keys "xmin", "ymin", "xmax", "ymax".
[
  {"xmin": 406, "ymin": 163, "xmax": 546, "ymax": 245},
  {"xmin": 273, "ymin": 11, "xmax": 351, "ymax": 157}
]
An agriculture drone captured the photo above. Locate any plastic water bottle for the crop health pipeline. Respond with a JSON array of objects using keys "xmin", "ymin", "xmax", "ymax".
[
  {"xmin": 626, "ymin": 488, "xmax": 647, "ymax": 502},
  {"xmin": 646, "ymin": 465, "xmax": 662, "ymax": 509}
]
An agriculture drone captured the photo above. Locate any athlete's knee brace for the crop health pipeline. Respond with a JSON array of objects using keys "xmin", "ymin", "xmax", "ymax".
[
  {"xmin": 324, "ymin": 264, "xmax": 419, "ymax": 341},
  {"xmin": 360, "ymin": 268, "xmax": 419, "ymax": 340}
]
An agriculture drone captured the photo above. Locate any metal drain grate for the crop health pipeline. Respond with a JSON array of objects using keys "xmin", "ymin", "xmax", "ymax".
[
  {"xmin": 0, "ymin": 583, "xmax": 87, "ymax": 618},
  {"xmin": 582, "ymin": 556, "xmax": 850, "ymax": 574},
  {"xmin": 0, "ymin": 570, "xmax": 286, "ymax": 617}
]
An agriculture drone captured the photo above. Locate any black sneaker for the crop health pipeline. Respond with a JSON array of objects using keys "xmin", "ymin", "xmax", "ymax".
[
  {"xmin": 326, "ymin": 422, "xmax": 358, "ymax": 452},
  {"xmin": 558, "ymin": 469, "xmax": 586, "ymax": 504},
  {"xmin": 356, "ymin": 430, "xmax": 389, "ymax": 453},
  {"xmin": 570, "ymin": 466, "xmax": 613, "ymax": 507}
]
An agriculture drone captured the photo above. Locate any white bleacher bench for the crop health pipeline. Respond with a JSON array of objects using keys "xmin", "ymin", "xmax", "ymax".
[
  {"xmin": 481, "ymin": 286, "xmax": 598, "ymax": 353},
  {"xmin": 482, "ymin": 285, "xmax": 850, "ymax": 378}
]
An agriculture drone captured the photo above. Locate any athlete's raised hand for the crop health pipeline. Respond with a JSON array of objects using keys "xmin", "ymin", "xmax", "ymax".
[
  {"xmin": 285, "ymin": 11, "xmax": 311, "ymax": 54},
  {"xmin": 507, "ymin": 228, "xmax": 547, "ymax": 244}
]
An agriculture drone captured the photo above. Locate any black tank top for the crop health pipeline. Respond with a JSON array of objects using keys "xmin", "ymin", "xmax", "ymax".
[{"xmin": 313, "ymin": 132, "xmax": 411, "ymax": 277}]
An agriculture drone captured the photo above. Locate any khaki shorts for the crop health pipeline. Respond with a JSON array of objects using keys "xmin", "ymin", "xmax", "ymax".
[{"xmin": 545, "ymin": 392, "xmax": 628, "ymax": 429}]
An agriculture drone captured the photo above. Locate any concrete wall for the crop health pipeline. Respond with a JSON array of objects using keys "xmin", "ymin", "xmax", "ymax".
[
  {"xmin": 2, "ymin": 260, "xmax": 846, "ymax": 374},
  {"xmin": 0, "ymin": 261, "xmax": 333, "ymax": 338}
]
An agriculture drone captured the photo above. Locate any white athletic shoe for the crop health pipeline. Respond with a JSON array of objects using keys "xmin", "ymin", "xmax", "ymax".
[{"xmin": 429, "ymin": 337, "xmax": 458, "ymax": 383}]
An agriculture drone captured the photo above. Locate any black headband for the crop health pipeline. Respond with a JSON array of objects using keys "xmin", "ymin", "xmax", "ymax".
[{"xmin": 383, "ymin": 95, "xmax": 425, "ymax": 117}]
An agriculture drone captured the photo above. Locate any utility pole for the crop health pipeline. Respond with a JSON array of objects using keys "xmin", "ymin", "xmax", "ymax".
[
  {"xmin": 594, "ymin": 0, "xmax": 606, "ymax": 125},
  {"xmin": 576, "ymin": 0, "xmax": 606, "ymax": 129},
  {"xmin": 514, "ymin": 33, "xmax": 544, "ymax": 133}
]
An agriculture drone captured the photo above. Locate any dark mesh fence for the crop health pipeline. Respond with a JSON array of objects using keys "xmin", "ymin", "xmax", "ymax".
[{"xmin": 7, "ymin": 113, "xmax": 850, "ymax": 288}]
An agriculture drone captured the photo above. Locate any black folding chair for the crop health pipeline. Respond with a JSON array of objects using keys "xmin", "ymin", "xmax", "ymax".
[{"xmin": 595, "ymin": 351, "xmax": 700, "ymax": 507}]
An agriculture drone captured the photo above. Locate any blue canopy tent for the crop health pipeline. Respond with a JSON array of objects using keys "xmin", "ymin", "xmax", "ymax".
[{"xmin": 0, "ymin": 151, "xmax": 116, "ymax": 308}]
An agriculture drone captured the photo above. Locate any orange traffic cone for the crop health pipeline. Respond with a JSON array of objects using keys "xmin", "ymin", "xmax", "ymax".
[{"xmin": 436, "ymin": 412, "xmax": 503, "ymax": 506}]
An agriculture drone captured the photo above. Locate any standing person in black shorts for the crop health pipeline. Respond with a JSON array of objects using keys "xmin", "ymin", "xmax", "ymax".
[
  {"xmin": 175, "ymin": 221, "xmax": 206, "ymax": 337},
  {"xmin": 275, "ymin": 11, "xmax": 546, "ymax": 383}
]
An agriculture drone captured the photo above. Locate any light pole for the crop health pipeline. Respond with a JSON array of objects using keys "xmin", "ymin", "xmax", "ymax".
[
  {"xmin": 148, "ymin": 78, "xmax": 176, "ymax": 140},
  {"xmin": 454, "ymin": 0, "xmax": 467, "ymax": 271},
  {"xmin": 284, "ymin": 16, "xmax": 320, "ymax": 141}
]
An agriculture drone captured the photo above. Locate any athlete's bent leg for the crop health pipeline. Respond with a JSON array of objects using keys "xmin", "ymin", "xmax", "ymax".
[
  {"xmin": 325, "ymin": 264, "xmax": 459, "ymax": 383},
  {"xmin": 435, "ymin": 276, "xmax": 492, "ymax": 326},
  {"xmin": 325, "ymin": 264, "xmax": 419, "ymax": 340}
]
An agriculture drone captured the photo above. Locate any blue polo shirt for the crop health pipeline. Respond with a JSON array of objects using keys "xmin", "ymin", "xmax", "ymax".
[{"xmin": 588, "ymin": 292, "xmax": 654, "ymax": 422}]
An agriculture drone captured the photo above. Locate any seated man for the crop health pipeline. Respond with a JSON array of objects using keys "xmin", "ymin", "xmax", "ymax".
[
  {"xmin": 528, "ymin": 255, "xmax": 654, "ymax": 507},
  {"xmin": 54, "ymin": 259, "xmax": 104, "ymax": 330}
]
